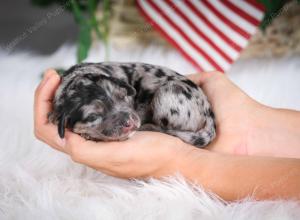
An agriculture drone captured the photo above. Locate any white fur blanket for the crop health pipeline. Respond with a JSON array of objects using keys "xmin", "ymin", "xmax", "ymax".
[{"xmin": 0, "ymin": 44, "xmax": 299, "ymax": 220}]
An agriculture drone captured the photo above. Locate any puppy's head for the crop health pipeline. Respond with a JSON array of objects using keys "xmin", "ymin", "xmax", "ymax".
[{"xmin": 50, "ymin": 73, "xmax": 140, "ymax": 141}]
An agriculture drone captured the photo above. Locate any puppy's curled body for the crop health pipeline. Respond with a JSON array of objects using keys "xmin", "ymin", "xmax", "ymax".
[{"xmin": 49, "ymin": 62, "xmax": 216, "ymax": 148}]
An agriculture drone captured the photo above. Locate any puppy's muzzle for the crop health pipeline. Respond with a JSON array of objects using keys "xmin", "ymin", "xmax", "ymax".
[
  {"xmin": 117, "ymin": 111, "xmax": 140, "ymax": 134},
  {"xmin": 101, "ymin": 111, "xmax": 140, "ymax": 139}
]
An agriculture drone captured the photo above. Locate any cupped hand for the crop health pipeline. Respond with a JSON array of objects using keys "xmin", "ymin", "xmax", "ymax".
[
  {"xmin": 34, "ymin": 69, "xmax": 260, "ymax": 179},
  {"xmin": 34, "ymin": 70, "xmax": 196, "ymax": 178},
  {"xmin": 187, "ymin": 71, "xmax": 262, "ymax": 154},
  {"xmin": 34, "ymin": 70, "xmax": 65, "ymax": 152}
]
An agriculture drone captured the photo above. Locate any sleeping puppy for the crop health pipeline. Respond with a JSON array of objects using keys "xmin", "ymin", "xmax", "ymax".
[{"xmin": 49, "ymin": 62, "xmax": 216, "ymax": 148}]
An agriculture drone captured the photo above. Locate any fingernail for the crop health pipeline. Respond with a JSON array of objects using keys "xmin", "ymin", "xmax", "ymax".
[
  {"xmin": 44, "ymin": 69, "xmax": 55, "ymax": 78},
  {"xmin": 40, "ymin": 75, "xmax": 51, "ymax": 87},
  {"xmin": 40, "ymin": 70, "xmax": 56, "ymax": 86},
  {"xmin": 43, "ymin": 69, "xmax": 56, "ymax": 81}
]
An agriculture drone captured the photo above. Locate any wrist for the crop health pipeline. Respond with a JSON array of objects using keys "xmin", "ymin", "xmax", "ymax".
[
  {"xmin": 247, "ymin": 105, "xmax": 300, "ymax": 158},
  {"xmin": 172, "ymin": 142, "xmax": 214, "ymax": 185}
]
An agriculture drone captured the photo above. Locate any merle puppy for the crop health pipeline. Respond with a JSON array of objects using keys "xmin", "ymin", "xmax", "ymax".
[{"xmin": 49, "ymin": 62, "xmax": 216, "ymax": 148}]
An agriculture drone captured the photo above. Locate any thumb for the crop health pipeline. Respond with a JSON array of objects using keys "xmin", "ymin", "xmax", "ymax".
[{"xmin": 186, "ymin": 72, "xmax": 216, "ymax": 86}]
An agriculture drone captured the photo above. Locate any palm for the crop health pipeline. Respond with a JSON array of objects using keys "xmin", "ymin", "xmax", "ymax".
[
  {"xmin": 188, "ymin": 72, "xmax": 259, "ymax": 154},
  {"xmin": 98, "ymin": 131, "xmax": 186, "ymax": 178},
  {"xmin": 117, "ymin": 72, "xmax": 256, "ymax": 156},
  {"xmin": 35, "ymin": 70, "xmax": 258, "ymax": 180},
  {"xmin": 117, "ymin": 72, "xmax": 256, "ymax": 157}
]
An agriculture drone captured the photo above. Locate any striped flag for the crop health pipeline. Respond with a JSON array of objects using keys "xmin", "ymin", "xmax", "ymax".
[{"xmin": 137, "ymin": 0, "xmax": 265, "ymax": 72}]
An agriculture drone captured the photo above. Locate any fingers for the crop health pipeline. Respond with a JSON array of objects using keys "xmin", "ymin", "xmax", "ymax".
[
  {"xmin": 186, "ymin": 72, "xmax": 206, "ymax": 85},
  {"xmin": 34, "ymin": 69, "xmax": 61, "ymax": 126},
  {"xmin": 186, "ymin": 71, "xmax": 223, "ymax": 86},
  {"xmin": 35, "ymin": 69, "xmax": 58, "ymax": 96},
  {"xmin": 64, "ymin": 131, "xmax": 122, "ymax": 168},
  {"xmin": 34, "ymin": 69, "xmax": 65, "ymax": 152}
]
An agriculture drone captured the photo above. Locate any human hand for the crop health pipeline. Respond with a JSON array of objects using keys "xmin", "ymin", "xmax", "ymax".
[
  {"xmin": 34, "ymin": 70, "xmax": 198, "ymax": 178},
  {"xmin": 187, "ymin": 71, "xmax": 263, "ymax": 155},
  {"xmin": 34, "ymin": 70, "xmax": 300, "ymax": 200},
  {"xmin": 34, "ymin": 68, "xmax": 264, "ymax": 179},
  {"xmin": 34, "ymin": 69, "xmax": 65, "ymax": 152}
]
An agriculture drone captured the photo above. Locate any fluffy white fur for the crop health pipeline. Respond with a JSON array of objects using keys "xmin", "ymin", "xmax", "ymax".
[{"xmin": 0, "ymin": 44, "xmax": 299, "ymax": 220}]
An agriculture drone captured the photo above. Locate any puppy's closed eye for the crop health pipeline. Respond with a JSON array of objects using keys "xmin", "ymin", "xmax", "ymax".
[
  {"xmin": 85, "ymin": 113, "xmax": 99, "ymax": 122},
  {"xmin": 84, "ymin": 73, "xmax": 101, "ymax": 82}
]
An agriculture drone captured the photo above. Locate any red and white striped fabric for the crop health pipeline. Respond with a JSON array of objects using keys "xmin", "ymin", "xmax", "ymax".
[{"xmin": 137, "ymin": 0, "xmax": 265, "ymax": 72}]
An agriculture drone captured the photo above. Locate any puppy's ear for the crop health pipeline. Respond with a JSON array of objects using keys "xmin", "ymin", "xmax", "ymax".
[
  {"xmin": 110, "ymin": 77, "xmax": 136, "ymax": 96},
  {"xmin": 58, "ymin": 114, "xmax": 66, "ymax": 139},
  {"xmin": 47, "ymin": 111, "xmax": 65, "ymax": 138}
]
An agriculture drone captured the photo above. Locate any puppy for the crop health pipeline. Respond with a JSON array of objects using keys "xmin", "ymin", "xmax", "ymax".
[{"xmin": 49, "ymin": 62, "xmax": 216, "ymax": 148}]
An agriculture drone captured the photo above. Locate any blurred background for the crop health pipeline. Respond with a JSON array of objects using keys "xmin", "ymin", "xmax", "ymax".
[
  {"xmin": 1, "ymin": 0, "xmax": 299, "ymax": 62},
  {"xmin": 0, "ymin": 0, "xmax": 78, "ymax": 54},
  {"xmin": 1, "ymin": 0, "xmax": 299, "ymax": 107}
]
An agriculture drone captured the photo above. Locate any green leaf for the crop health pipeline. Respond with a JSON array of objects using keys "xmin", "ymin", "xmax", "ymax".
[
  {"xmin": 77, "ymin": 23, "xmax": 92, "ymax": 63},
  {"xmin": 70, "ymin": 0, "xmax": 84, "ymax": 24},
  {"xmin": 258, "ymin": 0, "xmax": 286, "ymax": 30},
  {"xmin": 87, "ymin": 0, "xmax": 97, "ymax": 15},
  {"xmin": 89, "ymin": 0, "xmax": 103, "ymax": 39}
]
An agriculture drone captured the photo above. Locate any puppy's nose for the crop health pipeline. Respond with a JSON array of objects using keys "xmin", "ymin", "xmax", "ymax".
[{"xmin": 122, "ymin": 120, "xmax": 135, "ymax": 133}]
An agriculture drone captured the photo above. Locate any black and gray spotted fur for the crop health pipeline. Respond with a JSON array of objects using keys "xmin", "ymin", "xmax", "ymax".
[{"xmin": 49, "ymin": 62, "xmax": 216, "ymax": 148}]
